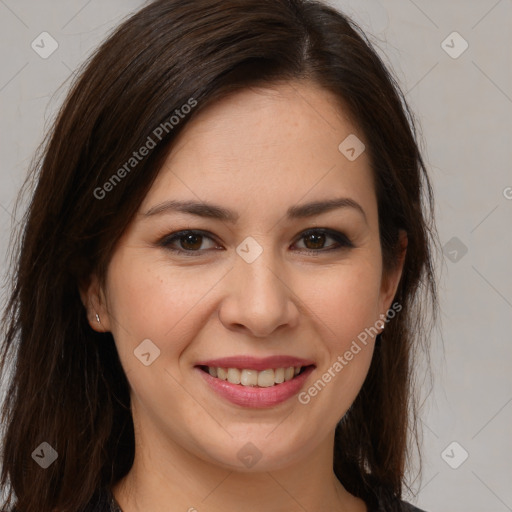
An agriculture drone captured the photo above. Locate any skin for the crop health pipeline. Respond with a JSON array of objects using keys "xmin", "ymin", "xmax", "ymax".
[{"xmin": 81, "ymin": 80, "xmax": 406, "ymax": 512}]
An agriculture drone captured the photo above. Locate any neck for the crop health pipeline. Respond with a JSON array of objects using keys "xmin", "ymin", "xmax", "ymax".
[{"xmin": 111, "ymin": 406, "xmax": 367, "ymax": 512}]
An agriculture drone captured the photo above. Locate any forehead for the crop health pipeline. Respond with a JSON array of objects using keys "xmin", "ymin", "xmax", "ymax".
[{"xmin": 139, "ymin": 81, "xmax": 377, "ymax": 226}]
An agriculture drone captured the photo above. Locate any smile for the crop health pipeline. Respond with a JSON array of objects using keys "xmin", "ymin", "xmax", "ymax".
[
  {"xmin": 195, "ymin": 361, "xmax": 316, "ymax": 408},
  {"xmin": 199, "ymin": 365, "xmax": 310, "ymax": 387}
]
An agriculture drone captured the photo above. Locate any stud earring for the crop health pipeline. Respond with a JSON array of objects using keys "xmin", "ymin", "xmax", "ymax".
[{"xmin": 95, "ymin": 313, "xmax": 101, "ymax": 324}]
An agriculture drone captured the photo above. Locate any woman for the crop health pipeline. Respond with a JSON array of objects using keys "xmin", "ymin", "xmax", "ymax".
[{"xmin": 0, "ymin": 0, "xmax": 439, "ymax": 511}]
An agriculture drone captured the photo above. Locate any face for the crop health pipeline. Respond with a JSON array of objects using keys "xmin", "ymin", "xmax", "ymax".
[{"xmin": 84, "ymin": 80, "xmax": 405, "ymax": 472}]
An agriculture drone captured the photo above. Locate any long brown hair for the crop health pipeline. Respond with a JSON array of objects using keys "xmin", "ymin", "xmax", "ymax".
[{"xmin": 0, "ymin": 1, "xmax": 439, "ymax": 511}]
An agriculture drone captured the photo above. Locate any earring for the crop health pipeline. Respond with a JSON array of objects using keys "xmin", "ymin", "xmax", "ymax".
[{"xmin": 95, "ymin": 313, "xmax": 101, "ymax": 324}]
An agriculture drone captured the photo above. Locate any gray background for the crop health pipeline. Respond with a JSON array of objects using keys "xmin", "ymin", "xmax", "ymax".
[{"xmin": 1, "ymin": 1, "xmax": 511, "ymax": 511}]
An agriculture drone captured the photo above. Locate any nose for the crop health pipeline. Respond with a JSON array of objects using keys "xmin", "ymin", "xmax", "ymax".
[{"xmin": 218, "ymin": 246, "xmax": 300, "ymax": 338}]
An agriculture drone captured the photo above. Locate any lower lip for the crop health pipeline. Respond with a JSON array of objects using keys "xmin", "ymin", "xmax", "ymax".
[{"xmin": 195, "ymin": 366, "xmax": 315, "ymax": 408}]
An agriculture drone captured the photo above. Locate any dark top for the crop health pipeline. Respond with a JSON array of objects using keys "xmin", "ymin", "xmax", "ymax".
[{"xmin": 82, "ymin": 486, "xmax": 427, "ymax": 512}]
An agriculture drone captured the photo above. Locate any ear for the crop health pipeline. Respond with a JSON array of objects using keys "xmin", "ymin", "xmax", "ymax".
[
  {"xmin": 78, "ymin": 273, "xmax": 111, "ymax": 332},
  {"xmin": 378, "ymin": 229, "xmax": 408, "ymax": 320}
]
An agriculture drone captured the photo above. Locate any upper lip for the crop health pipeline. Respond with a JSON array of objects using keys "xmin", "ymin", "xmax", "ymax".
[{"xmin": 195, "ymin": 355, "xmax": 316, "ymax": 371}]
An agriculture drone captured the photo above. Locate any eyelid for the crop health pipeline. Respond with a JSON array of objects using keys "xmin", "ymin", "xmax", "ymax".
[
  {"xmin": 157, "ymin": 228, "xmax": 354, "ymax": 256},
  {"xmin": 157, "ymin": 230, "xmax": 220, "ymax": 255},
  {"xmin": 297, "ymin": 228, "xmax": 354, "ymax": 249}
]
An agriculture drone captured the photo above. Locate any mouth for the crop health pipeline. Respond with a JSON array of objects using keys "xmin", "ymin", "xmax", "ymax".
[
  {"xmin": 194, "ymin": 355, "xmax": 316, "ymax": 408},
  {"xmin": 197, "ymin": 364, "xmax": 314, "ymax": 387}
]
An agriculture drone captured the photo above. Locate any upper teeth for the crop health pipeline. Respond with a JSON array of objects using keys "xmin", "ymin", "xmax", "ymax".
[{"xmin": 208, "ymin": 366, "xmax": 302, "ymax": 387}]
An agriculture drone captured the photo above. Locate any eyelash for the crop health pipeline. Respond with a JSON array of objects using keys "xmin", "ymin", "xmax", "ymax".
[{"xmin": 157, "ymin": 228, "xmax": 354, "ymax": 257}]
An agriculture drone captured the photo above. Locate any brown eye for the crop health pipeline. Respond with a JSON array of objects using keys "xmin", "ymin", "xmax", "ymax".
[
  {"xmin": 179, "ymin": 232, "xmax": 204, "ymax": 251},
  {"xmin": 295, "ymin": 229, "xmax": 353, "ymax": 253},
  {"xmin": 303, "ymin": 232, "xmax": 327, "ymax": 250},
  {"xmin": 159, "ymin": 230, "xmax": 219, "ymax": 255},
  {"xmin": 158, "ymin": 228, "xmax": 353, "ymax": 257}
]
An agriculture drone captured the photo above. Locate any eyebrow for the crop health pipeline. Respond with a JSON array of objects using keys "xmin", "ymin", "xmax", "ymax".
[{"xmin": 143, "ymin": 197, "xmax": 367, "ymax": 224}]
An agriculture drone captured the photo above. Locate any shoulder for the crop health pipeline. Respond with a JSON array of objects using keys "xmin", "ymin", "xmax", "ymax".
[
  {"xmin": 399, "ymin": 500, "xmax": 428, "ymax": 512},
  {"xmin": 79, "ymin": 486, "xmax": 114, "ymax": 512},
  {"xmin": 366, "ymin": 497, "xmax": 428, "ymax": 512},
  {"xmin": 0, "ymin": 489, "xmax": 114, "ymax": 512}
]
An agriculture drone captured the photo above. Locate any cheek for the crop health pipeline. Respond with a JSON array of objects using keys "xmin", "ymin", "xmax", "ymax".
[
  {"xmin": 309, "ymin": 259, "xmax": 383, "ymax": 344},
  {"xmin": 293, "ymin": 261, "xmax": 382, "ymax": 422},
  {"xmin": 104, "ymin": 252, "xmax": 218, "ymax": 366}
]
